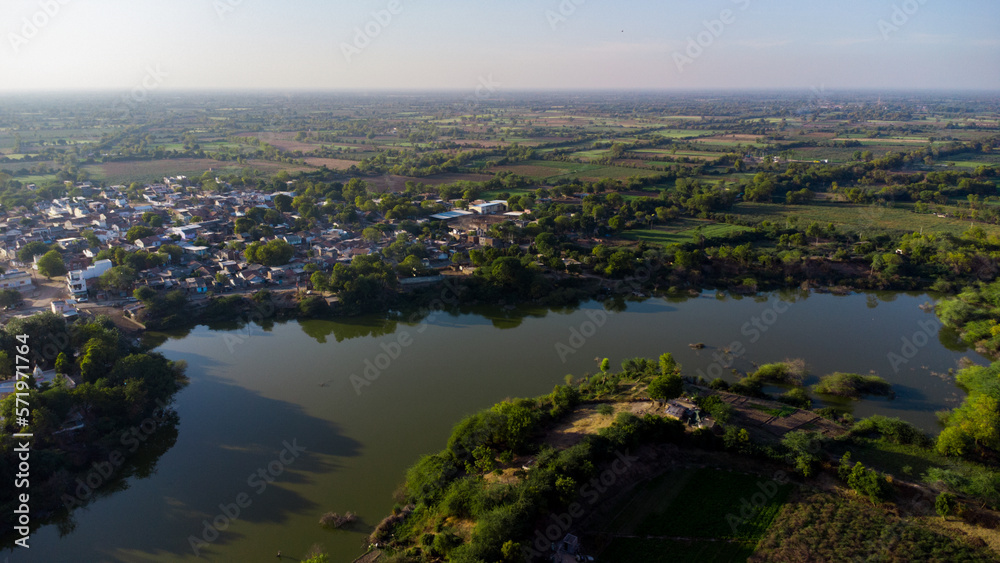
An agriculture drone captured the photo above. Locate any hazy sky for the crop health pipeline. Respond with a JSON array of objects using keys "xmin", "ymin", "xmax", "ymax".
[{"xmin": 2, "ymin": 0, "xmax": 998, "ymax": 92}]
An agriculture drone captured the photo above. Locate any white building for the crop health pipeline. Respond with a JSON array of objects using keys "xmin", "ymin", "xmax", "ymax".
[
  {"xmin": 0, "ymin": 270, "xmax": 32, "ymax": 291},
  {"xmin": 469, "ymin": 200, "xmax": 508, "ymax": 215},
  {"xmin": 67, "ymin": 259, "xmax": 113, "ymax": 295}
]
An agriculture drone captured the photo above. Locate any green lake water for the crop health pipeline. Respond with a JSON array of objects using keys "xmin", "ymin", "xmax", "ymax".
[{"xmin": 7, "ymin": 290, "xmax": 984, "ymax": 562}]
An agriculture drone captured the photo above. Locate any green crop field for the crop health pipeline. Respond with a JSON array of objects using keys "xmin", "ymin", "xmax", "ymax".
[
  {"xmin": 620, "ymin": 220, "xmax": 753, "ymax": 246},
  {"xmin": 490, "ymin": 160, "xmax": 662, "ymax": 182},
  {"xmin": 730, "ymin": 201, "xmax": 1000, "ymax": 237},
  {"xmin": 600, "ymin": 468, "xmax": 792, "ymax": 561},
  {"xmin": 654, "ymin": 129, "xmax": 719, "ymax": 139},
  {"xmin": 571, "ymin": 149, "xmax": 611, "ymax": 159}
]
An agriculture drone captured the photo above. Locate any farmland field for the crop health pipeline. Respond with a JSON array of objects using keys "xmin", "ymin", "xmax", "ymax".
[
  {"xmin": 752, "ymin": 490, "xmax": 1000, "ymax": 562},
  {"xmin": 303, "ymin": 157, "xmax": 361, "ymax": 169},
  {"xmin": 730, "ymin": 201, "xmax": 1000, "ymax": 237},
  {"xmin": 89, "ymin": 158, "xmax": 312, "ymax": 184},
  {"xmin": 620, "ymin": 220, "xmax": 753, "ymax": 246},
  {"xmin": 599, "ymin": 468, "xmax": 792, "ymax": 561},
  {"xmin": 653, "ymin": 129, "xmax": 720, "ymax": 139}
]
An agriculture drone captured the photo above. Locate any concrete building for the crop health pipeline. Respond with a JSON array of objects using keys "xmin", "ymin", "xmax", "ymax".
[
  {"xmin": 469, "ymin": 200, "xmax": 508, "ymax": 215},
  {"xmin": 0, "ymin": 270, "xmax": 33, "ymax": 291},
  {"xmin": 67, "ymin": 259, "xmax": 113, "ymax": 295}
]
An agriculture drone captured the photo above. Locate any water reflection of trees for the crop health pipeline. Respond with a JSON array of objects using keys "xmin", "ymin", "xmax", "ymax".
[
  {"xmin": 147, "ymin": 287, "xmax": 826, "ymax": 347},
  {"xmin": 44, "ymin": 413, "xmax": 180, "ymax": 538},
  {"xmin": 299, "ymin": 317, "xmax": 400, "ymax": 343}
]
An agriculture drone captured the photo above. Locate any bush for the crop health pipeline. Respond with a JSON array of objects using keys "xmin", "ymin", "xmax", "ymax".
[
  {"xmin": 753, "ymin": 361, "xmax": 806, "ymax": 385},
  {"xmin": 817, "ymin": 407, "xmax": 851, "ymax": 423},
  {"xmin": 431, "ymin": 532, "xmax": 463, "ymax": 557},
  {"xmin": 850, "ymin": 415, "xmax": 931, "ymax": 447},
  {"xmin": 298, "ymin": 295, "xmax": 329, "ymax": 317},
  {"xmin": 847, "ymin": 462, "xmax": 891, "ymax": 505},
  {"xmin": 648, "ymin": 373, "xmax": 683, "ymax": 402},
  {"xmin": 731, "ymin": 375, "xmax": 766, "ymax": 398},
  {"xmin": 708, "ymin": 378, "xmax": 730, "ymax": 391},
  {"xmin": 548, "ymin": 385, "xmax": 579, "ymax": 418},
  {"xmin": 814, "ymin": 372, "xmax": 894, "ymax": 399},
  {"xmin": 441, "ymin": 477, "xmax": 482, "ymax": 519},
  {"xmin": 695, "ymin": 395, "xmax": 733, "ymax": 424},
  {"xmin": 782, "ymin": 431, "xmax": 823, "ymax": 477},
  {"xmin": 935, "ymin": 492, "xmax": 957, "ymax": 520},
  {"xmin": 924, "ymin": 466, "xmax": 1000, "ymax": 510},
  {"xmin": 777, "ymin": 387, "xmax": 811, "ymax": 409},
  {"xmin": 319, "ymin": 511, "xmax": 357, "ymax": 529},
  {"xmin": 598, "ymin": 412, "xmax": 645, "ymax": 448},
  {"xmin": 406, "ymin": 453, "xmax": 459, "ymax": 505}
]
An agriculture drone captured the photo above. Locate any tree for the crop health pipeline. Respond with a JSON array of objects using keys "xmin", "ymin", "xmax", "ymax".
[
  {"xmin": 534, "ymin": 232, "xmax": 559, "ymax": 257},
  {"xmin": 55, "ymin": 352, "xmax": 72, "ymax": 375},
  {"xmin": 134, "ymin": 286, "xmax": 156, "ymax": 302},
  {"xmin": 158, "ymin": 244, "xmax": 183, "ymax": 263},
  {"xmin": 100, "ymin": 265, "xmax": 137, "ymax": 291},
  {"xmin": 234, "ymin": 217, "xmax": 255, "ymax": 235},
  {"xmin": 125, "ymin": 225, "xmax": 155, "ymax": 243},
  {"xmin": 274, "ymin": 194, "xmax": 293, "ymax": 212},
  {"xmin": 847, "ymin": 462, "xmax": 890, "ymax": 505},
  {"xmin": 782, "ymin": 430, "xmax": 822, "ymax": 477},
  {"xmin": 935, "ymin": 492, "xmax": 957, "ymax": 520},
  {"xmin": 0, "ymin": 288, "xmax": 21, "ymax": 308},
  {"xmin": 81, "ymin": 229, "xmax": 101, "ymax": 248},
  {"xmin": 108, "ymin": 353, "xmax": 183, "ymax": 401},
  {"xmin": 244, "ymin": 239, "xmax": 295, "ymax": 266},
  {"xmin": 659, "ymin": 353, "xmax": 680, "ymax": 375},
  {"xmin": 36, "ymin": 250, "xmax": 67, "ymax": 279},
  {"xmin": 937, "ymin": 426, "xmax": 970, "ymax": 457},
  {"xmin": 608, "ymin": 215, "xmax": 623, "ymax": 232},
  {"xmin": 648, "ymin": 374, "xmax": 683, "ymax": 403},
  {"xmin": 805, "ymin": 221, "xmax": 823, "ymax": 244},
  {"xmin": 17, "ymin": 241, "xmax": 51, "ymax": 263},
  {"xmin": 79, "ymin": 337, "xmax": 118, "ymax": 383},
  {"xmin": 484, "ymin": 256, "xmax": 530, "ymax": 290},
  {"xmin": 142, "ymin": 212, "xmax": 164, "ymax": 227}
]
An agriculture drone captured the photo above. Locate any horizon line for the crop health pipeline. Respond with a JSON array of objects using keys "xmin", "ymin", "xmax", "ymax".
[{"xmin": 0, "ymin": 87, "xmax": 998, "ymax": 95}]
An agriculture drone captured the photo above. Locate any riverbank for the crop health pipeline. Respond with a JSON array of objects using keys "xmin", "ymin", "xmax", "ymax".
[{"xmin": 361, "ymin": 356, "xmax": 1000, "ymax": 562}]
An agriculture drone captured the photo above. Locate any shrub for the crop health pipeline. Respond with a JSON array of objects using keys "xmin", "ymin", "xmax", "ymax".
[
  {"xmin": 777, "ymin": 387, "xmax": 811, "ymax": 409},
  {"xmin": 847, "ymin": 462, "xmax": 891, "ymax": 505},
  {"xmin": 648, "ymin": 373, "xmax": 683, "ymax": 402},
  {"xmin": 731, "ymin": 375, "xmax": 766, "ymax": 398},
  {"xmin": 298, "ymin": 295, "xmax": 329, "ymax": 317},
  {"xmin": 814, "ymin": 372, "xmax": 894, "ymax": 399},
  {"xmin": 753, "ymin": 361, "xmax": 806, "ymax": 385},
  {"xmin": 319, "ymin": 511, "xmax": 357, "ymax": 529},
  {"xmin": 598, "ymin": 412, "xmax": 644, "ymax": 449},
  {"xmin": 708, "ymin": 378, "xmax": 730, "ymax": 391},
  {"xmin": 935, "ymin": 492, "xmax": 957, "ymax": 520},
  {"xmin": 406, "ymin": 453, "xmax": 459, "ymax": 505},
  {"xmin": 548, "ymin": 385, "xmax": 580, "ymax": 418},
  {"xmin": 432, "ymin": 532, "xmax": 463, "ymax": 557},
  {"xmin": 850, "ymin": 415, "xmax": 931, "ymax": 447}
]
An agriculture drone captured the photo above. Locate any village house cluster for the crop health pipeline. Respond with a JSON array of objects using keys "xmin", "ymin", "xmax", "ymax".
[{"xmin": 0, "ymin": 177, "xmax": 531, "ymax": 320}]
